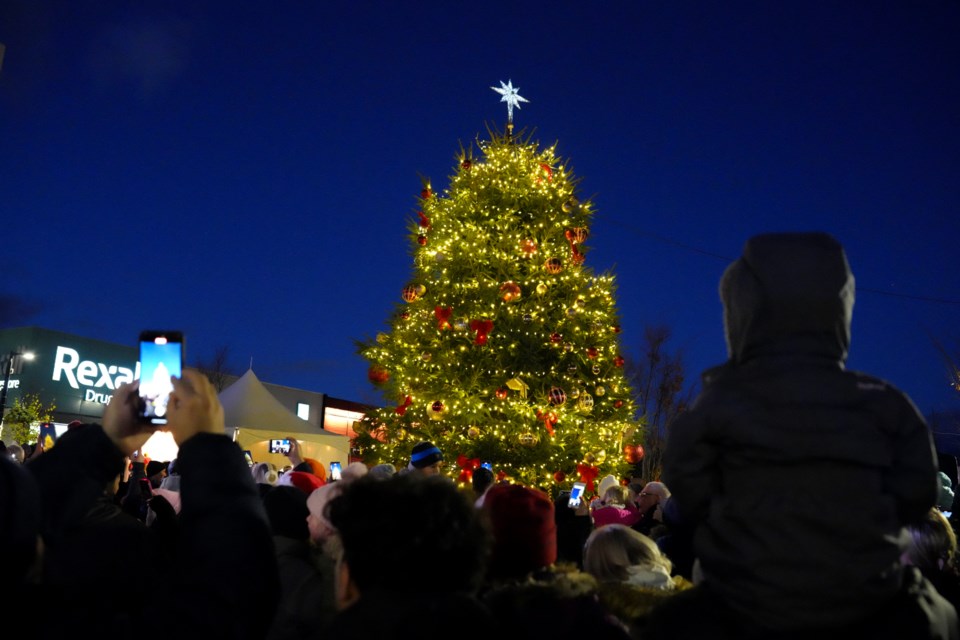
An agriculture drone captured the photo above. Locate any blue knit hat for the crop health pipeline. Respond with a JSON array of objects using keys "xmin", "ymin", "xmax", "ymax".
[{"xmin": 410, "ymin": 441, "xmax": 443, "ymax": 468}]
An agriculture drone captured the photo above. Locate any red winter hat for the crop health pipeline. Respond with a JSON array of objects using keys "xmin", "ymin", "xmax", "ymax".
[
  {"xmin": 484, "ymin": 483, "xmax": 557, "ymax": 582},
  {"xmin": 281, "ymin": 470, "xmax": 325, "ymax": 495}
]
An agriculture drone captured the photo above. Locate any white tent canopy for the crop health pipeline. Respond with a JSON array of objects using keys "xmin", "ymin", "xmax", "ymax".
[{"xmin": 219, "ymin": 369, "xmax": 350, "ymax": 469}]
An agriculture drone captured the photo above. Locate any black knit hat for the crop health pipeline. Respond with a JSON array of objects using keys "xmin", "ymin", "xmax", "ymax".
[
  {"xmin": 263, "ymin": 485, "xmax": 310, "ymax": 540},
  {"xmin": 410, "ymin": 441, "xmax": 443, "ymax": 468},
  {"xmin": 146, "ymin": 460, "xmax": 167, "ymax": 478}
]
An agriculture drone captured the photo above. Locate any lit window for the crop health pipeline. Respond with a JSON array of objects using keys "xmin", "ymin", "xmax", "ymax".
[{"xmin": 297, "ymin": 403, "xmax": 309, "ymax": 420}]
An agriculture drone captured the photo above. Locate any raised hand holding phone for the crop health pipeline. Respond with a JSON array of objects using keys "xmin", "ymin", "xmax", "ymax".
[
  {"xmin": 285, "ymin": 436, "xmax": 304, "ymax": 467},
  {"xmin": 165, "ymin": 369, "xmax": 224, "ymax": 446},
  {"xmin": 103, "ymin": 380, "xmax": 156, "ymax": 456}
]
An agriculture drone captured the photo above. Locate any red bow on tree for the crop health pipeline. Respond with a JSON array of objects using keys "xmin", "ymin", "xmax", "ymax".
[
  {"xmin": 456, "ymin": 454, "xmax": 481, "ymax": 483},
  {"xmin": 470, "ymin": 319, "xmax": 494, "ymax": 345},
  {"xmin": 395, "ymin": 395, "xmax": 413, "ymax": 415},
  {"xmin": 536, "ymin": 410, "xmax": 558, "ymax": 436},
  {"xmin": 434, "ymin": 306, "xmax": 453, "ymax": 330},
  {"xmin": 564, "ymin": 229, "xmax": 585, "ymax": 265},
  {"xmin": 417, "ymin": 210, "xmax": 430, "ymax": 228},
  {"xmin": 577, "ymin": 463, "xmax": 599, "ymax": 492}
]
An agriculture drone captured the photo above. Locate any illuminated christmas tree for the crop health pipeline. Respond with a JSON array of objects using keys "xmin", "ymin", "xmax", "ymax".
[{"xmin": 355, "ymin": 82, "xmax": 642, "ymax": 493}]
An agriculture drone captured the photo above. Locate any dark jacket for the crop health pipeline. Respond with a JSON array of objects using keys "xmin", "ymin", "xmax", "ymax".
[
  {"xmin": 267, "ymin": 536, "xmax": 337, "ymax": 640},
  {"xmin": 663, "ymin": 232, "xmax": 939, "ymax": 631},
  {"xmin": 26, "ymin": 423, "xmax": 280, "ymax": 639}
]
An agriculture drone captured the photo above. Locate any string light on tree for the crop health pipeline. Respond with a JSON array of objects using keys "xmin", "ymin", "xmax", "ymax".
[{"xmin": 355, "ymin": 82, "xmax": 641, "ymax": 492}]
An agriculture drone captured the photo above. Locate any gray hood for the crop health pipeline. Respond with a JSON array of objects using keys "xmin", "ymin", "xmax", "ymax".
[{"xmin": 719, "ymin": 232, "xmax": 855, "ymax": 365}]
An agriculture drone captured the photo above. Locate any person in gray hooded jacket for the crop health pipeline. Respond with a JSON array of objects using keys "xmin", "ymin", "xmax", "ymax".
[{"xmin": 647, "ymin": 232, "xmax": 956, "ymax": 639}]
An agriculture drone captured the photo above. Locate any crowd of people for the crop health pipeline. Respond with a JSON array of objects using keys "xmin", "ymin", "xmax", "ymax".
[{"xmin": 2, "ymin": 232, "xmax": 959, "ymax": 639}]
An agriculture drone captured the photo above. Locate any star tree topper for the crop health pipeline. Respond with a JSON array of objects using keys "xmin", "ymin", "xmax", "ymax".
[{"xmin": 491, "ymin": 79, "xmax": 529, "ymax": 124}]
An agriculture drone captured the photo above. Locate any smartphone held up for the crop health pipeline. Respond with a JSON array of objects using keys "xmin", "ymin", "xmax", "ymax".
[
  {"xmin": 268, "ymin": 439, "xmax": 291, "ymax": 455},
  {"xmin": 568, "ymin": 482, "xmax": 586, "ymax": 509},
  {"xmin": 138, "ymin": 331, "xmax": 184, "ymax": 425}
]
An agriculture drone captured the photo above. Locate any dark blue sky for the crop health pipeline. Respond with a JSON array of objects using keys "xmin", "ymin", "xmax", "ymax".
[{"xmin": 1, "ymin": 2, "xmax": 958, "ymax": 416}]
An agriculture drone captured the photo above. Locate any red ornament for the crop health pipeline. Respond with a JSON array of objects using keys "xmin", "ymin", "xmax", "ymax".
[
  {"xmin": 545, "ymin": 257, "xmax": 563, "ymax": 274},
  {"xmin": 421, "ymin": 188, "xmax": 432, "ymax": 199},
  {"xmin": 431, "ymin": 400, "xmax": 444, "ymax": 413},
  {"xmin": 614, "ymin": 400, "xmax": 624, "ymax": 408},
  {"xmin": 612, "ymin": 325, "xmax": 622, "ymax": 334},
  {"xmin": 634, "ymin": 444, "xmax": 645, "ymax": 461},
  {"xmin": 367, "ymin": 366, "xmax": 390, "ymax": 385},
  {"xmin": 500, "ymin": 281, "xmax": 522, "ymax": 302},
  {"xmin": 550, "ymin": 332, "xmax": 562, "ymax": 344},
  {"xmin": 569, "ymin": 227, "xmax": 589, "ymax": 244},
  {"xmin": 417, "ymin": 234, "xmax": 427, "ymax": 246},
  {"xmin": 614, "ymin": 355, "xmax": 625, "ymax": 367},
  {"xmin": 520, "ymin": 238, "xmax": 538, "ymax": 257},
  {"xmin": 553, "ymin": 470, "xmax": 566, "ymax": 483},
  {"xmin": 417, "ymin": 211, "xmax": 430, "ymax": 228},
  {"xmin": 461, "ymin": 159, "xmax": 472, "ymax": 170},
  {"xmin": 587, "ymin": 347, "xmax": 599, "ymax": 359},
  {"xmin": 495, "ymin": 388, "xmax": 508, "ymax": 400},
  {"xmin": 624, "ymin": 444, "xmax": 638, "ymax": 464},
  {"xmin": 400, "ymin": 311, "xmax": 410, "ymax": 320},
  {"xmin": 539, "ymin": 163, "xmax": 553, "ymax": 181},
  {"xmin": 548, "ymin": 387, "xmax": 566, "ymax": 405}
]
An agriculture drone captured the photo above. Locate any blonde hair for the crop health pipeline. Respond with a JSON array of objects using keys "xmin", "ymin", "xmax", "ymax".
[
  {"xmin": 904, "ymin": 508, "xmax": 957, "ymax": 574},
  {"xmin": 602, "ymin": 485, "xmax": 628, "ymax": 507},
  {"xmin": 252, "ymin": 462, "xmax": 279, "ymax": 485},
  {"xmin": 583, "ymin": 524, "xmax": 672, "ymax": 583}
]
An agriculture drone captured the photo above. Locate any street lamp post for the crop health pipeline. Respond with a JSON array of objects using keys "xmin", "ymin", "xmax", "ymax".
[{"xmin": 0, "ymin": 350, "xmax": 36, "ymax": 429}]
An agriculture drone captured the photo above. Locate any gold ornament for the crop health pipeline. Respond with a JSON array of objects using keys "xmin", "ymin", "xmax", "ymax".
[
  {"xmin": 506, "ymin": 377, "xmax": 529, "ymax": 399},
  {"xmin": 536, "ymin": 283, "xmax": 548, "ymax": 295},
  {"xmin": 595, "ymin": 386, "xmax": 606, "ymax": 396},
  {"xmin": 578, "ymin": 393, "xmax": 594, "ymax": 411},
  {"xmin": 467, "ymin": 426, "xmax": 480, "ymax": 439},
  {"xmin": 562, "ymin": 196, "xmax": 579, "ymax": 213},
  {"xmin": 376, "ymin": 332, "xmax": 389, "ymax": 344},
  {"xmin": 584, "ymin": 451, "xmax": 597, "ymax": 464},
  {"xmin": 427, "ymin": 401, "xmax": 444, "ymax": 420},
  {"xmin": 519, "ymin": 432, "xmax": 537, "ymax": 447}
]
